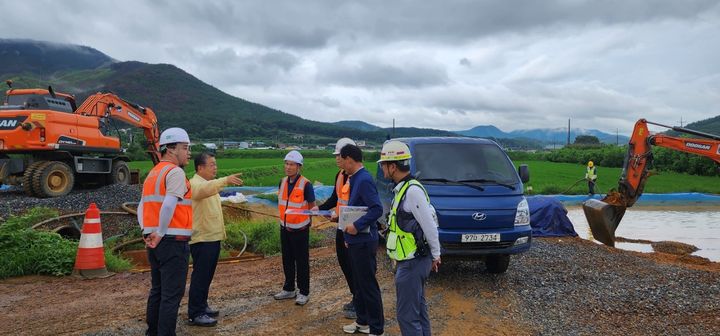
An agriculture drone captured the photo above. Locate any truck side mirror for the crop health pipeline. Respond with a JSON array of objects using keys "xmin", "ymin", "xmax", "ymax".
[{"xmin": 518, "ymin": 164, "xmax": 530, "ymax": 183}]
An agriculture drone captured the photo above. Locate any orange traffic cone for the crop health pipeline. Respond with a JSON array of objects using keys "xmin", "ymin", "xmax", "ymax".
[{"xmin": 72, "ymin": 203, "xmax": 114, "ymax": 279}]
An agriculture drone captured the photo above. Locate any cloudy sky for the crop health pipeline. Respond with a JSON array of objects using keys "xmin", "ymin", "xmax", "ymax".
[{"xmin": 4, "ymin": 0, "xmax": 720, "ymax": 134}]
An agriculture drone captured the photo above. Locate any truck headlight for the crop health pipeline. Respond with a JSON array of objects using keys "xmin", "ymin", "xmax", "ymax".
[{"xmin": 514, "ymin": 198, "xmax": 530, "ymax": 226}]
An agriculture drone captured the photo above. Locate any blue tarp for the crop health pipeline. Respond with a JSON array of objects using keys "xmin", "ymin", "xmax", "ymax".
[
  {"xmin": 219, "ymin": 186, "xmax": 335, "ymax": 206},
  {"xmin": 527, "ymin": 196, "xmax": 578, "ymax": 237},
  {"xmin": 550, "ymin": 192, "xmax": 720, "ymax": 206}
]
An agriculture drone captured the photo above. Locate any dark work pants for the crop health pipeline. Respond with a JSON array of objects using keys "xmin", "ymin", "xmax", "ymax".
[
  {"xmin": 188, "ymin": 241, "xmax": 221, "ymax": 319},
  {"xmin": 281, "ymin": 228, "xmax": 310, "ymax": 295},
  {"xmin": 396, "ymin": 255, "xmax": 432, "ymax": 336},
  {"xmin": 336, "ymin": 229, "xmax": 355, "ymax": 302},
  {"xmin": 349, "ymin": 240, "xmax": 384, "ymax": 335},
  {"xmin": 588, "ymin": 179, "xmax": 596, "ymax": 194},
  {"xmin": 146, "ymin": 239, "xmax": 190, "ymax": 336}
]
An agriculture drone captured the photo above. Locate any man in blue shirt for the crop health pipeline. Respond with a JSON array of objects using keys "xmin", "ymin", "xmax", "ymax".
[{"xmin": 338, "ymin": 144, "xmax": 384, "ymax": 336}]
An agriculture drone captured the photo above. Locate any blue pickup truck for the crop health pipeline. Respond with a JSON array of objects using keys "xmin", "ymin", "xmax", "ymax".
[{"xmin": 376, "ymin": 137, "xmax": 531, "ymax": 273}]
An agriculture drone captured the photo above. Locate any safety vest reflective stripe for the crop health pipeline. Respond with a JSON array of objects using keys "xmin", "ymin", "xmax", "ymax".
[
  {"xmin": 79, "ymin": 233, "xmax": 104, "ymax": 249},
  {"xmin": 386, "ymin": 179, "xmax": 429, "ymax": 261},
  {"xmin": 278, "ymin": 176, "xmax": 311, "ymax": 229},
  {"xmin": 140, "ymin": 161, "xmax": 193, "ymax": 236}
]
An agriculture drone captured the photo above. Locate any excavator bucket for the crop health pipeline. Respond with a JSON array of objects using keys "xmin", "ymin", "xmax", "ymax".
[{"xmin": 582, "ymin": 199, "xmax": 626, "ymax": 247}]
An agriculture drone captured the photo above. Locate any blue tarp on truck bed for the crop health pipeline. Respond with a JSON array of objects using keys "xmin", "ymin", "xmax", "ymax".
[{"xmin": 528, "ymin": 196, "xmax": 578, "ymax": 237}]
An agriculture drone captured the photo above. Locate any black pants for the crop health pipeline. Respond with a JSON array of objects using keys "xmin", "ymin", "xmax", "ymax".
[
  {"xmin": 336, "ymin": 229, "xmax": 355, "ymax": 301},
  {"xmin": 281, "ymin": 228, "xmax": 310, "ymax": 295},
  {"xmin": 188, "ymin": 241, "xmax": 221, "ymax": 319},
  {"xmin": 349, "ymin": 240, "xmax": 384, "ymax": 335},
  {"xmin": 588, "ymin": 179, "xmax": 596, "ymax": 194},
  {"xmin": 146, "ymin": 239, "xmax": 190, "ymax": 336}
]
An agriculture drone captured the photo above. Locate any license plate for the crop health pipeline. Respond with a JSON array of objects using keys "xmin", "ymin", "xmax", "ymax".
[{"xmin": 461, "ymin": 233, "xmax": 500, "ymax": 243}]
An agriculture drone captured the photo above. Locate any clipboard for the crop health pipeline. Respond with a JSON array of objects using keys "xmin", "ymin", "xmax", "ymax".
[{"xmin": 338, "ymin": 206, "xmax": 370, "ymax": 233}]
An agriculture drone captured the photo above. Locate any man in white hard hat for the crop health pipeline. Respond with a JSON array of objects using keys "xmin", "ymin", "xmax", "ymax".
[
  {"xmin": 274, "ymin": 150, "xmax": 316, "ymax": 306},
  {"xmin": 379, "ymin": 140, "xmax": 440, "ymax": 336},
  {"xmin": 318, "ymin": 137, "xmax": 358, "ymax": 319},
  {"xmin": 137, "ymin": 127, "xmax": 193, "ymax": 336}
]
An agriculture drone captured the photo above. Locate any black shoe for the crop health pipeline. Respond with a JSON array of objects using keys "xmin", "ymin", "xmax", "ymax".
[
  {"xmin": 188, "ymin": 314, "xmax": 217, "ymax": 327},
  {"xmin": 205, "ymin": 307, "xmax": 220, "ymax": 317},
  {"xmin": 342, "ymin": 300, "xmax": 354, "ymax": 312}
]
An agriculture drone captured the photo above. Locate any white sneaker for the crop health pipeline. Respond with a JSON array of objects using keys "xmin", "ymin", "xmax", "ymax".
[
  {"xmin": 295, "ymin": 294, "xmax": 309, "ymax": 305},
  {"xmin": 273, "ymin": 290, "xmax": 296, "ymax": 300},
  {"xmin": 343, "ymin": 322, "xmax": 370, "ymax": 334}
]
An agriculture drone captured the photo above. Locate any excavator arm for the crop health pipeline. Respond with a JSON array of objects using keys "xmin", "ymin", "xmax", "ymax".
[
  {"xmin": 75, "ymin": 93, "xmax": 161, "ymax": 164},
  {"xmin": 583, "ymin": 119, "xmax": 720, "ymax": 246}
]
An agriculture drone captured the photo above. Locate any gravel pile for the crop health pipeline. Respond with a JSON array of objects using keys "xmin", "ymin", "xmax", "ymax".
[
  {"xmin": 0, "ymin": 184, "xmax": 142, "ymax": 220},
  {"xmin": 432, "ymin": 237, "xmax": 720, "ymax": 335}
]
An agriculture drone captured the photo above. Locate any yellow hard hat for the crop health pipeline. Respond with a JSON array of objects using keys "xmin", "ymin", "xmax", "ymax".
[
  {"xmin": 377, "ymin": 140, "xmax": 412, "ymax": 163},
  {"xmin": 588, "ymin": 161, "xmax": 594, "ymax": 167}
]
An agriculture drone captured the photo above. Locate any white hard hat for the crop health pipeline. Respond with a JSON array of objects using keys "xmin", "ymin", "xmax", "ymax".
[
  {"xmin": 284, "ymin": 150, "xmax": 304, "ymax": 165},
  {"xmin": 159, "ymin": 127, "xmax": 190, "ymax": 146},
  {"xmin": 378, "ymin": 140, "xmax": 412, "ymax": 163},
  {"xmin": 333, "ymin": 137, "xmax": 357, "ymax": 155}
]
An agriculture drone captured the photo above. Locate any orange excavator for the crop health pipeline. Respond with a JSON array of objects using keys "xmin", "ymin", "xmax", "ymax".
[
  {"xmin": 583, "ymin": 119, "xmax": 720, "ymax": 246},
  {"xmin": 0, "ymin": 81, "xmax": 161, "ymax": 197}
]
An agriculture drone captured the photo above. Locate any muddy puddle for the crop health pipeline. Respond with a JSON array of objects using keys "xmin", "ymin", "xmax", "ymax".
[{"xmin": 566, "ymin": 205, "xmax": 720, "ymax": 261}]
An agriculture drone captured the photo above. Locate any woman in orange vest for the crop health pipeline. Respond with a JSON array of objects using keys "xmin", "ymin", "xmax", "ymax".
[
  {"xmin": 274, "ymin": 150, "xmax": 316, "ymax": 306},
  {"xmin": 318, "ymin": 137, "xmax": 357, "ymax": 319},
  {"xmin": 137, "ymin": 127, "xmax": 193, "ymax": 336}
]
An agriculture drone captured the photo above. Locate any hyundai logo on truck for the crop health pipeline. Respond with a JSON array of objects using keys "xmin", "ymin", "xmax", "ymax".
[
  {"xmin": 685, "ymin": 142, "xmax": 711, "ymax": 151},
  {"xmin": 472, "ymin": 212, "xmax": 487, "ymax": 221},
  {"xmin": 0, "ymin": 116, "xmax": 28, "ymax": 130}
]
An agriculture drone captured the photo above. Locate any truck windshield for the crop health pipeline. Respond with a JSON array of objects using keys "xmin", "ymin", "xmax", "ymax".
[{"xmin": 413, "ymin": 143, "xmax": 519, "ymax": 186}]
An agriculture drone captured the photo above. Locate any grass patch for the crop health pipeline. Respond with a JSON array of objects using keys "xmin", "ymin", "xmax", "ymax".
[
  {"xmin": 518, "ymin": 160, "xmax": 720, "ymax": 195},
  {"xmin": 0, "ymin": 208, "xmax": 76, "ymax": 278},
  {"xmin": 0, "ymin": 207, "xmax": 134, "ymax": 278},
  {"xmin": 225, "ymin": 219, "xmax": 323, "ymax": 256},
  {"xmin": 254, "ymin": 193, "xmax": 279, "ymax": 202}
]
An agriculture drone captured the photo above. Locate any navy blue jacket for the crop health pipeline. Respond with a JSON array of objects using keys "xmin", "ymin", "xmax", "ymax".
[{"xmin": 344, "ymin": 167, "xmax": 382, "ymax": 245}]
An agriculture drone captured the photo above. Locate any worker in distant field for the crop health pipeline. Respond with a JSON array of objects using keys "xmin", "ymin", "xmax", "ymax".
[
  {"xmin": 137, "ymin": 127, "xmax": 193, "ymax": 336},
  {"xmin": 338, "ymin": 144, "xmax": 385, "ymax": 336},
  {"xmin": 274, "ymin": 150, "xmax": 316, "ymax": 306},
  {"xmin": 379, "ymin": 140, "xmax": 441, "ymax": 336},
  {"xmin": 585, "ymin": 160, "xmax": 597, "ymax": 195},
  {"xmin": 318, "ymin": 137, "xmax": 357, "ymax": 319},
  {"xmin": 187, "ymin": 152, "xmax": 243, "ymax": 327}
]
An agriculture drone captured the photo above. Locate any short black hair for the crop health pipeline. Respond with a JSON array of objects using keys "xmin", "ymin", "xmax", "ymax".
[
  {"xmin": 340, "ymin": 144, "xmax": 363, "ymax": 163},
  {"xmin": 194, "ymin": 152, "xmax": 215, "ymax": 171},
  {"xmin": 383, "ymin": 160, "xmax": 410, "ymax": 172},
  {"xmin": 160, "ymin": 143, "xmax": 177, "ymax": 155}
]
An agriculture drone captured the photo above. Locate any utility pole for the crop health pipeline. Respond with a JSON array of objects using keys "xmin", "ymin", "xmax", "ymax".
[
  {"xmin": 567, "ymin": 118, "xmax": 571, "ymax": 145},
  {"xmin": 616, "ymin": 128, "xmax": 619, "ymax": 146},
  {"xmin": 678, "ymin": 117, "xmax": 684, "ymax": 127},
  {"xmin": 392, "ymin": 118, "xmax": 395, "ymax": 138}
]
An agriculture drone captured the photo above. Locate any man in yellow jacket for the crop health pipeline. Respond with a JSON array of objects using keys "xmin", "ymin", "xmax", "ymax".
[{"xmin": 188, "ymin": 152, "xmax": 243, "ymax": 327}]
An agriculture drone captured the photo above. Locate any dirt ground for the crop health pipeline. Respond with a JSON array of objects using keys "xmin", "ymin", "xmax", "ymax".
[
  {"xmin": 2, "ymin": 235, "xmax": 718, "ymax": 336},
  {"xmin": 0, "ymin": 243, "xmax": 533, "ymax": 336},
  {"xmin": 2, "ymin": 203, "xmax": 719, "ymax": 335}
]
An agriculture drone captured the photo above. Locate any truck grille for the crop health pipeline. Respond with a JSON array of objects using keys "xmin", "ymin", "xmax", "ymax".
[{"xmin": 443, "ymin": 241, "xmax": 514, "ymax": 250}]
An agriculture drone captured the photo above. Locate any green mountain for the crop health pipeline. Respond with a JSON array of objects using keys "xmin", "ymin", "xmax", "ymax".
[
  {"xmin": 2, "ymin": 39, "xmax": 453, "ymax": 144},
  {"xmin": 333, "ymin": 120, "xmax": 381, "ymax": 131},
  {"xmin": 665, "ymin": 115, "xmax": 720, "ymax": 138}
]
